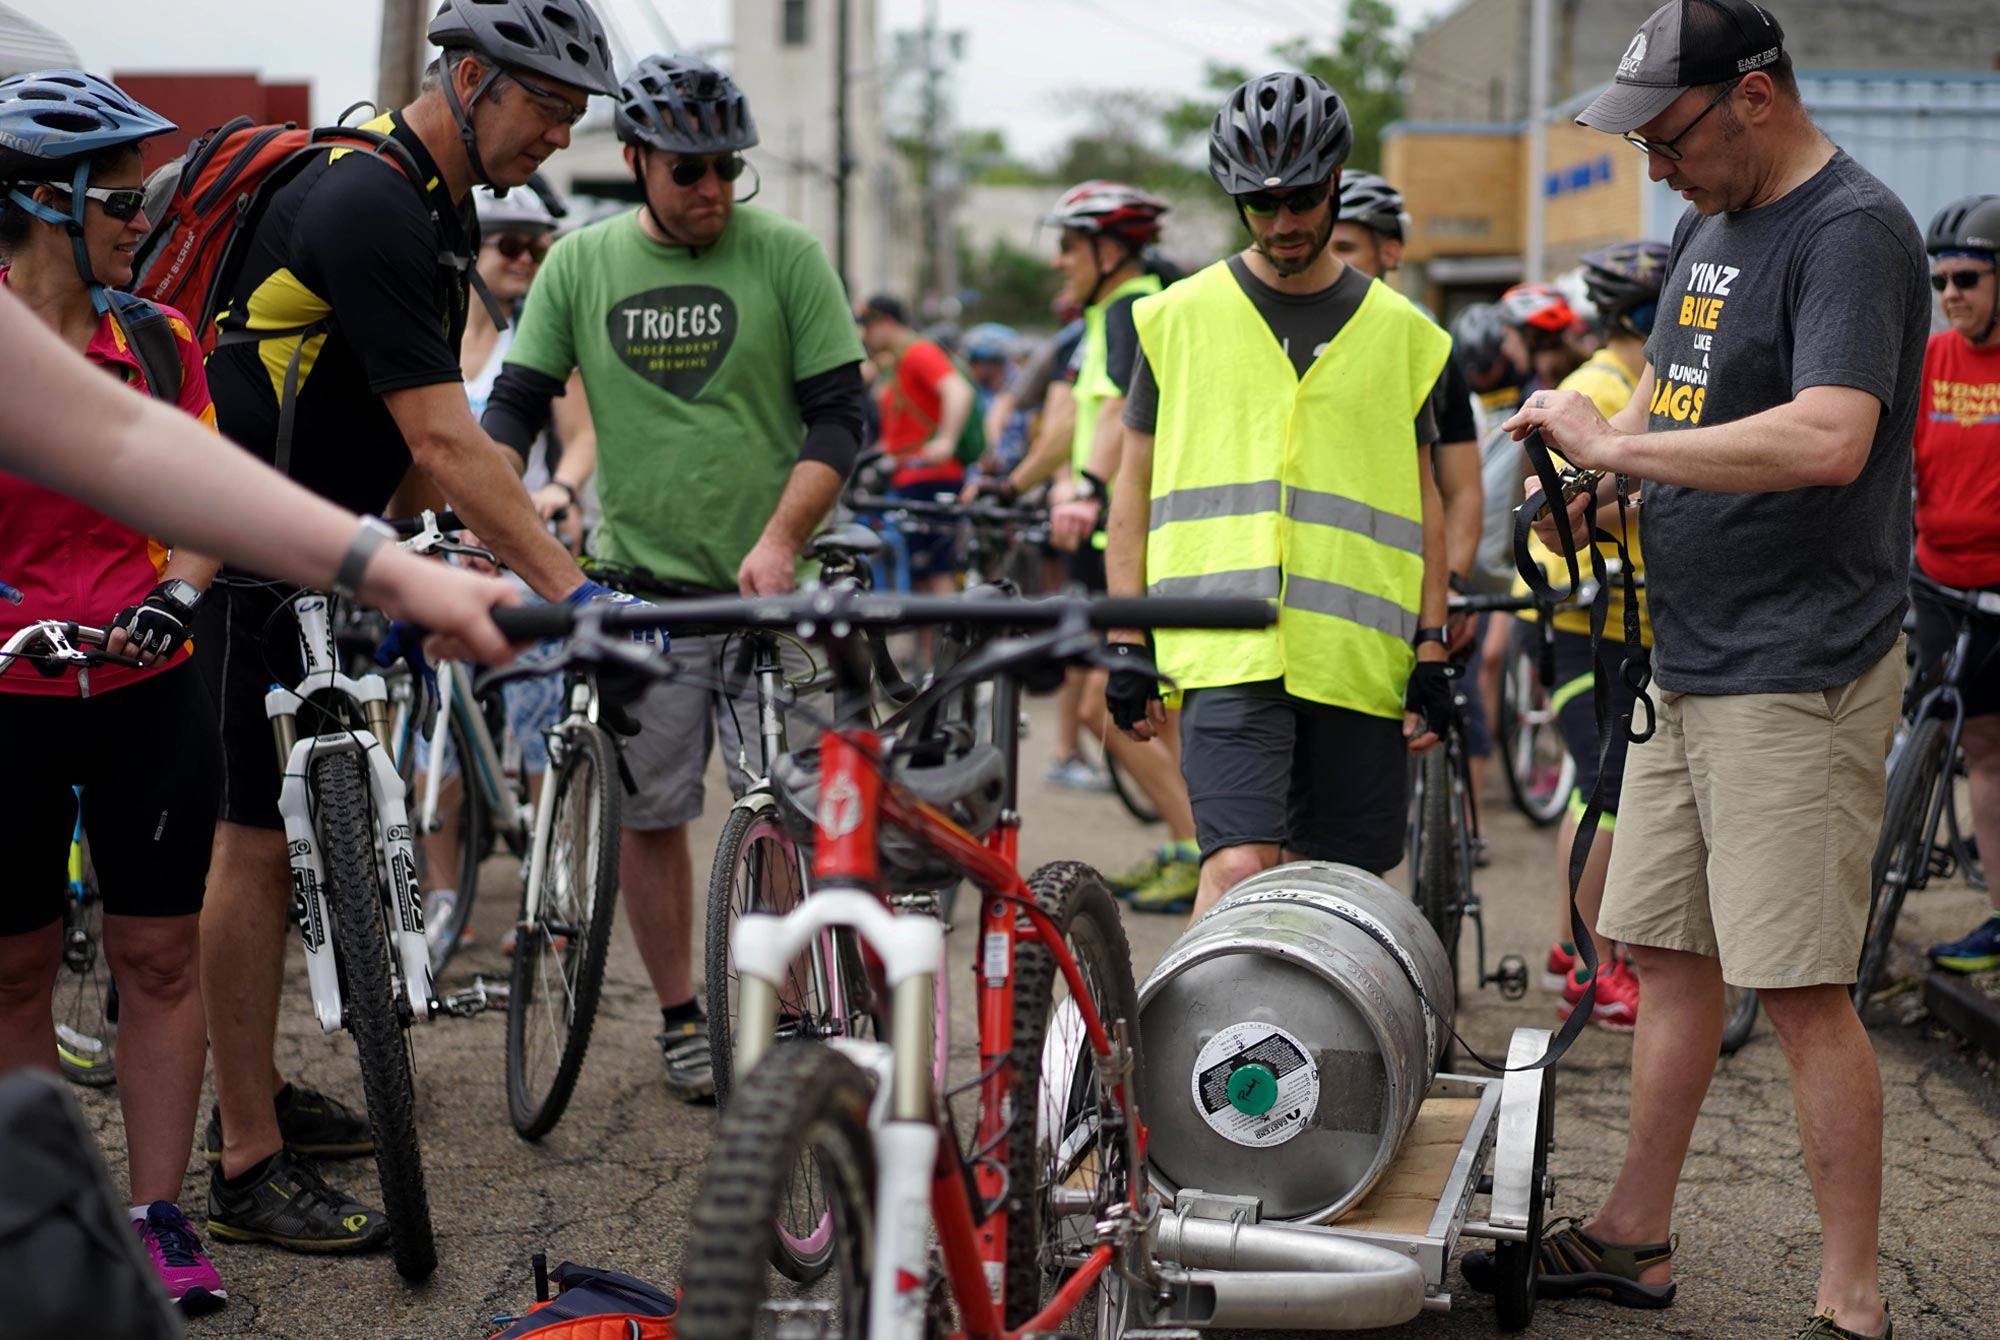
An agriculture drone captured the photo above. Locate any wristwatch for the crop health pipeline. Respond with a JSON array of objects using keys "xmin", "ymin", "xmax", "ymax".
[
  {"xmin": 333, "ymin": 516, "xmax": 397, "ymax": 600},
  {"xmin": 154, "ymin": 577, "xmax": 203, "ymax": 615},
  {"xmin": 1413, "ymin": 626, "xmax": 1449, "ymax": 648}
]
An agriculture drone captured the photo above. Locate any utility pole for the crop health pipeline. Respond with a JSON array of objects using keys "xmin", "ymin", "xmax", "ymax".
[
  {"xmin": 377, "ymin": 0, "xmax": 428, "ymax": 110},
  {"xmin": 892, "ymin": 0, "xmax": 962, "ymax": 316},
  {"xmin": 834, "ymin": 0, "xmax": 853, "ymax": 293},
  {"xmin": 1524, "ymin": 0, "xmax": 1551, "ymax": 284}
]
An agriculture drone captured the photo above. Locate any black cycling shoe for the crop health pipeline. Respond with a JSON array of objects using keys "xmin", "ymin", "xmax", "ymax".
[
  {"xmin": 205, "ymin": 1149, "xmax": 391, "ymax": 1254},
  {"xmin": 203, "ymin": 1084, "xmax": 373, "ymax": 1164}
]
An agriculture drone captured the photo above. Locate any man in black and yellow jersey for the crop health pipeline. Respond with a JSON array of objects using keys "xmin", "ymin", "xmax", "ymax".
[
  {"xmin": 195, "ymin": 0, "xmax": 623, "ymax": 1256},
  {"xmin": 1516, "ymin": 240, "xmax": 1668, "ymax": 1032},
  {"xmin": 1106, "ymin": 72, "xmax": 1456, "ymax": 921}
]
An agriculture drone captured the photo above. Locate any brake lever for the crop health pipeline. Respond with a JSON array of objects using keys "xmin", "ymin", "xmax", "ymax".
[{"xmin": 434, "ymin": 540, "xmax": 497, "ymax": 565}]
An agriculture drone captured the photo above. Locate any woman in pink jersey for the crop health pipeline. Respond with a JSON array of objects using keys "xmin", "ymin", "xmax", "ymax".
[{"xmin": 0, "ymin": 71, "xmax": 226, "ymax": 1312}]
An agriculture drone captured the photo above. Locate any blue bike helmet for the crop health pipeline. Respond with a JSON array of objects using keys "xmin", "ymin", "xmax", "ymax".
[
  {"xmin": 0, "ymin": 70, "xmax": 176, "ymax": 313},
  {"xmin": 964, "ymin": 323, "xmax": 1017, "ymax": 363}
]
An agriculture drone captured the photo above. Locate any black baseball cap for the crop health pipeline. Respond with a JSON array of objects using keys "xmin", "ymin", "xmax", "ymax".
[
  {"xmin": 1578, "ymin": 0, "xmax": 1786, "ymax": 136},
  {"xmin": 856, "ymin": 294, "xmax": 910, "ymax": 326}
]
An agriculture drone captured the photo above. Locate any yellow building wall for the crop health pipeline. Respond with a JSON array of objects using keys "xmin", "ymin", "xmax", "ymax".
[{"xmin": 1384, "ymin": 131, "xmax": 1523, "ymax": 264}]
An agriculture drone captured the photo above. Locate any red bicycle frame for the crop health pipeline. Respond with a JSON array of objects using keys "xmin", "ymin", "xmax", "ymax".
[{"xmin": 810, "ymin": 727, "xmax": 1147, "ymax": 1340}]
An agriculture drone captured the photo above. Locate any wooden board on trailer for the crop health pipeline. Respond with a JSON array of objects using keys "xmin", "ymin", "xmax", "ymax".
[{"xmin": 1331, "ymin": 1096, "xmax": 1482, "ymax": 1236}]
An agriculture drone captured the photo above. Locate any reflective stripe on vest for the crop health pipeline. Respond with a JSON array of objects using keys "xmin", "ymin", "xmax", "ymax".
[
  {"xmin": 1071, "ymin": 272, "xmax": 1161, "ymax": 553},
  {"xmin": 1133, "ymin": 260, "xmax": 1451, "ymax": 718}
]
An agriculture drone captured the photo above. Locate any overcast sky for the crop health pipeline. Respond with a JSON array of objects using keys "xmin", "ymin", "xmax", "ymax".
[{"xmin": 30, "ymin": 0, "xmax": 1457, "ymax": 161}]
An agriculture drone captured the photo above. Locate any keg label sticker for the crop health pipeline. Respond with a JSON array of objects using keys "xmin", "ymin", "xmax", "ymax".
[{"xmin": 1192, "ymin": 1022, "xmax": 1319, "ymax": 1147}]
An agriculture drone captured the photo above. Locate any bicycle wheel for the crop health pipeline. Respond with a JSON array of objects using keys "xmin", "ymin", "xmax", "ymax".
[
  {"xmin": 679, "ymin": 1044, "xmax": 876, "ymax": 1340},
  {"xmin": 1102, "ymin": 745, "xmax": 1162, "ymax": 825},
  {"xmin": 1416, "ymin": 747, "xmax": 1467, "ymax": 986},
  {"xmin": 1002, "ymin": 862, "xmax": 1150, "ymax": 1334},
  {"xmin": 1720, "ymin": 984, "xmax": 1759, "ymax": 1055},
  {"xmin": 54, "ymin": 848, "xmax": 117, "ymax": 1088},
  {"xmin": 704, "ymin": 800, "xmax": 817, "ymax": 1110},
  {"xmin": 310, "ymin": 751, "xmax": 436, "ymax": 1281},
  {"xmin": 1854, "ymin": 715, "xmax": 1946, "ymax": 1012},
  {"xmin": 420, "ymin": 706, "xmax": 486, "ymax": 977},
  {"xmin": 1499, "ymin": 646, "xmax": 1573, "ymax": 828},
  {"xmin": 505, "ymin": 722, "xmax": 621, "ymax": 1140}
]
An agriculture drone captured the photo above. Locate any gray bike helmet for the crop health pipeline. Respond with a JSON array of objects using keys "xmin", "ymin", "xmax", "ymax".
[
  {"xmin": 1209, "ymin": 71, "xmax": 1352, "ymax": 195},
  {"xmin": 426, "ymin": 0, "xmax": 619, "ymax": 96},
  {"xmin": 428, "ymin": 0, "xmax": 617, "ymax": 188},
  {"xmin": 615, "ymin": 54, "xmax": 759, "ymax": 154},
  {"xmin": 1926, "ymin": 194, "xmax": 2000, "ymax": 257},
  {"xmin": 1450, "ymin": 302, "xmax": 1509, "ymax": 373},
  {"xmin": 1337, "ymin": 170, "xmax": 1409, "ymax": 243}
]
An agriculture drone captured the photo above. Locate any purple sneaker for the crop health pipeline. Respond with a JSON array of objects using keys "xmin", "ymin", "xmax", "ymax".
[{"xmin": 136, "ymin": 1201, "xmax": 226, "ymax": 1314}]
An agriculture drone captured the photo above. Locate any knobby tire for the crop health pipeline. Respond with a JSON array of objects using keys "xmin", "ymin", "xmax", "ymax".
[
  {"xmin": 311, "ymin": 750, "xmax": 436, "ymax": 1281},
  {"xmin": 680, "ymin": 1044, "xmax": 877, "ymax": 1340}
]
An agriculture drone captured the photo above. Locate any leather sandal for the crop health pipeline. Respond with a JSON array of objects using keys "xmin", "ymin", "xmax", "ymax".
[{"xmin": 1461, "ymin": 1217, "xmax": 1678, "ymax": 1308}]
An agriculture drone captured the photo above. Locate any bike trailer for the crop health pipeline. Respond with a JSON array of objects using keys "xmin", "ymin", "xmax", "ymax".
[{"xmin": 488, "ymin": 1258, "xmax": 678, "ymax": 1340}]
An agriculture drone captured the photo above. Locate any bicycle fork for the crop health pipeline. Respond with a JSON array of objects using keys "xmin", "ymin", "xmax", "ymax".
[
  {"xmin": 734, "ymin": 891, "xmax": 943, "ymax": 1340},
  {"xmin": 266, "ymin": 595, "xmax": 434, "ymax": 1033}
]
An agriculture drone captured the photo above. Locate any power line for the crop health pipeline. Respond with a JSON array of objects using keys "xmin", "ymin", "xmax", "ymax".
[{"xmin": 1069, "ymin": 0, "xmax": 1217, "ymax": 62}]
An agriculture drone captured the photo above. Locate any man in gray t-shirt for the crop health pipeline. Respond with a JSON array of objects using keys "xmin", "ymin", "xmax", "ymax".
[{"xmin": 1481, "ymin": 4, "xmax": 1923, "ymax": 1338}]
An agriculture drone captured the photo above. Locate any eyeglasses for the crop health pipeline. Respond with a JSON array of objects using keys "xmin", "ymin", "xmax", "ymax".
[
  {"xmin": 503, "ymin": 70, "xmax": 589, "ymax": 128},
  {"xmin": 49, "ymin": 184, "xmax": 146, "ymax": 221},
  {"xmin": 667, "ymin": 154, "xmax": 748, "ymax": 188},
  {"xmin": 1621, "ymin": 78, "xmax": 1741, "ymax": 162},
  {"xmin": 1237, "ymin": 177, "xmax": 1334, "ymax": 218},
  {"xmin": 1932, "ymin": 269, "xmax": 1992, "ymax": 293},
  {"xmin": 489, "ymin": 232, "xmax": 552, "ymax": 262}
]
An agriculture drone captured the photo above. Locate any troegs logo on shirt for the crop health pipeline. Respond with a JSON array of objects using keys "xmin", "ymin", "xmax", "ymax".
[{"xmin": 609, "ymin": 285, "xmax": 738, "ymax": 398}]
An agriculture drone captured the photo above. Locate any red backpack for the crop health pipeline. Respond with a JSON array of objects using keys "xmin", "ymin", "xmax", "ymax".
[
  {"xmin": 487, "ymin": 1259, "xmax": 679, "ymax": 1340},
  {"xmin": 129, "ymin": 115, "xmax": 428, "ymax": 356}
]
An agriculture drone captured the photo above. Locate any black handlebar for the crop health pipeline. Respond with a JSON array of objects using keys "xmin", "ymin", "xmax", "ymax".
[
  {"xmin": 492, "ymin": 590, "xmax": 1275, "ymax": 645},
  {"xmin": 846, "ymin": 494, "xmax": 1046, "ymax": 527}
]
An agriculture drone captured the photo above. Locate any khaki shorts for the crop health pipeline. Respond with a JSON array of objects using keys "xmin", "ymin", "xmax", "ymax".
[
  {"xmin": 621, "ymin": 634, "xmax": 819, "ymax": 831},
  {"xmin": 1598, "ymin": 640, "xmax": 1904, "ymax": 989}
]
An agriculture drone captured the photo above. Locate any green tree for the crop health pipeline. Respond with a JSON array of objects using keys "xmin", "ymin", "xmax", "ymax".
[
  {"xmin": 1047, "ymin": 88, "xmax": 1206, "ymax": 194},
  {"xmin": 1164, "ymin": 0, "xmax": 1408, "ymax": 173},
  {"xmin": 957, "ymin": 235, "xmax": 1058, "ymax": 329}
]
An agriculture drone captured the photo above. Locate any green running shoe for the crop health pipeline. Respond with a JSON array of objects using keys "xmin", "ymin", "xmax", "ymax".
[
  {"xmin": 204, "ymin": 1084, "xmax": 373, "ymax": 1164},
  {"xmin": 1127, "ymin": 858, "xmax": 1199, "ymax": 914},
  {"xmin": 1107, "ymin": 850, "xmax": 1169, "ymax": 895}
]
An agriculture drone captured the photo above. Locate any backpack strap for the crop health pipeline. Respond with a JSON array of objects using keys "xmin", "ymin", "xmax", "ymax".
[{"xmin": 103, "ymin": 291, "xmax": 184, "ymax": 404}]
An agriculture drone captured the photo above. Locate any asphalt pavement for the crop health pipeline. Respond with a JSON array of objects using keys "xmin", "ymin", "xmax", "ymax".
[{"xmin": 72, "ymin": 696, "xmax": 2000, "ymax": 1339}]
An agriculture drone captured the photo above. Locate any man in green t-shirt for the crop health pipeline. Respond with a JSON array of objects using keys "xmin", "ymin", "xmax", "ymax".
[{"xmin": 484, "ymin": 53, "xmax": 866, "ymax": 1101}]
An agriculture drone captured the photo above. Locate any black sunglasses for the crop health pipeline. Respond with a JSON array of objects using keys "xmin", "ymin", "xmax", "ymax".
[
  {"xmin": 1237, "ymin": 177, "xmax": 1334, "ymax": 218},
  {"xmin": 1622, "ymin": 78, "xmax": 1741, "ymax": 162},
  {"xmin": 52, "ymin": 184, "xmax": 146, "ymax": 222},
  {"xmin": 1932, "ymin": 269, "xmax": 1992, "ymax": 293},
  {"xmin": 667, "ymin": 154, "xmax": 748, "ymax": 188},
  {"xmin": 503, "ymin": 70, "xmax": 589, "ymax": 128},
  {"xmin": 489, "ymin": 231, "xmax": 552, "ymax": 262}
]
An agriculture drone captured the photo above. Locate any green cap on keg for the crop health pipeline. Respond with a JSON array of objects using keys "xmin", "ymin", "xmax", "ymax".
[{"xmin": 1225, "ymin": 1063, "xmax": 1278, "ymax": 1116}]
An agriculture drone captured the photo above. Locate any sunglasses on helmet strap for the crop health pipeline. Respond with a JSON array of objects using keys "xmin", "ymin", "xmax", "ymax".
[
  {"xmin": 48, "ymin": 184, "xmax": 147, "ymax": 222},
  {"xmin": 1237, "ymin": 178, "xmax": 1334, "ymax": 218},
  {"xmin": 668, "ymin": 154, "xmax": 748, "ymax": 188}
]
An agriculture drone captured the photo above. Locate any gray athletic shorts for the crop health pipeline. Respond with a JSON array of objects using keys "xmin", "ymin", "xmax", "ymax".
[
  {"xmin": 621, "ymin": 633, "xmax": 819, "ymax": 831},
  {"xmin": 1179, "ymin": 679, "xmax": 1408, "ymax": 874}
]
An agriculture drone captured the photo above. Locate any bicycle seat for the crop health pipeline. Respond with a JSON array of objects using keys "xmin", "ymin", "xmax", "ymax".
[
  {"xmin": 808, "ymin": 523, "xmax": 885, "ymax": 562},
  {"xmin": 772, "ymin": 742, "xmax": 1008, "ymax": 852}
]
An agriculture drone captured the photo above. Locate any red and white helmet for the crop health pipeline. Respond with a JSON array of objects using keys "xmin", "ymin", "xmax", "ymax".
[
  {"xmin": 1499, "ymin": 282, "xmax": 1578, "ymax": 334},
  {"xmin": 1042, "ymin": 180, "xmax": 1168, "ymax": 247}
]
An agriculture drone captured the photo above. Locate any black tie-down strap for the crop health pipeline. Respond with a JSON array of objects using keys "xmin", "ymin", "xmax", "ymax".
[{"xmin": 1479, "ymin": 430, "xmax": 1654, "ymax": 1073}]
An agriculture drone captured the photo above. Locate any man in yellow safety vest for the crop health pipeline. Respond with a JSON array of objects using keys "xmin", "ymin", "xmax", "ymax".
[{"xmin": 1105, "ymin": 71, "xmax": 1456, "ymax": 919}]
